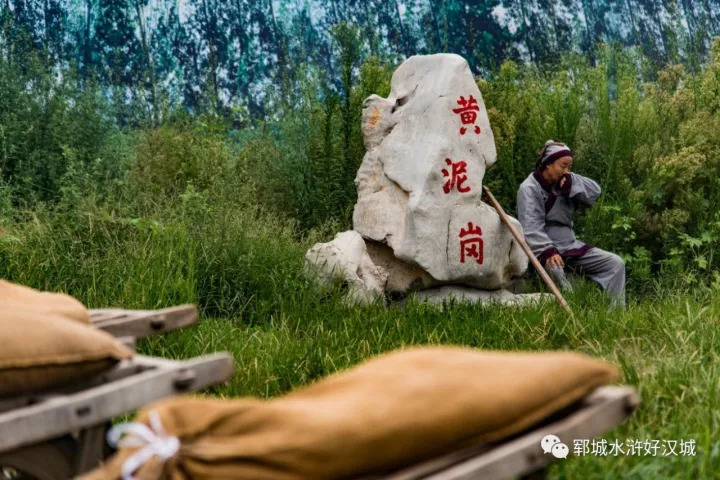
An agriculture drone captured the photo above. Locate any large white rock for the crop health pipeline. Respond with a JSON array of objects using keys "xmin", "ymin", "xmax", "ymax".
[{"xmin": 354, "ymin": 53, "xmax": 527, "ymax": 289}]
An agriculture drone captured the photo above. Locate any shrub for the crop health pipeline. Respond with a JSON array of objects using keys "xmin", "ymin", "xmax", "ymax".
[{"xmin": 132, "ymin": 122, "xmax": 234, "ymax": 202}]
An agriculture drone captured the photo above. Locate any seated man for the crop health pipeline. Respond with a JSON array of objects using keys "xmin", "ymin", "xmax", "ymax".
[{"xmin": 516, "ymin": 140, "xmax": 626, "ymax": 307}]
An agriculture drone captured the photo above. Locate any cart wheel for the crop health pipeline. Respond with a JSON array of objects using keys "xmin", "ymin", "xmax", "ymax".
[{"xmin": 0, "ymin": 436, "xmax": 75, "ymax": 480}]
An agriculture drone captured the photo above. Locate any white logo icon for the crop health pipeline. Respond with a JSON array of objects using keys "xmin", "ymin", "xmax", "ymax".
[
  {"xmin": 541, "ymin": 434, "xmax": 569, "ymax": 459},
  {"xmin": 551, "ymin": 442, "xmax": 569, "ymax": 459}
]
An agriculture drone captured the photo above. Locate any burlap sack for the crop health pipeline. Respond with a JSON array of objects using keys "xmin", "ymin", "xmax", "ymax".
[
  {"xmin": 0, "ymin": 279, "xmax": 90, "ymax": 324},
  {"xmin": 82, "ymin": 347, "xmax": 618, "ymax": 480},
  {"xmin": 0, "ymin": 308, "xmax": 133, "ymax": 396}
]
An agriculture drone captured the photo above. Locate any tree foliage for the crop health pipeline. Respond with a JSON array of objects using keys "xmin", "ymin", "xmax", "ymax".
[{"xmin": 2, "ymin": 0, "xmax": 719, "ymax": 118}]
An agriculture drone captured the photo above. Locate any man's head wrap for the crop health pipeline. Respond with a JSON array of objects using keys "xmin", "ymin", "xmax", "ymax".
[{"xmin": 536, "ymin": 140, "xmax": 573, "ymax": 169}]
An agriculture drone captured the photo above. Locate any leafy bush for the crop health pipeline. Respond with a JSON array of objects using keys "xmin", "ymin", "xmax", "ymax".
[
  {"xmin": 132, "ymin": 121, "xmax": 233, "ymax": 201},
  {"xmin": 0, "ymin": 54, "xmax": 127, "ymax": 204}
]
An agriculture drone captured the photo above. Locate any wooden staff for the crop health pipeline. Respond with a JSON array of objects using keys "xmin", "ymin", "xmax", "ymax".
[{"xmin": 482, "ymin": 186, "xmax": 573, "ymax": 314}]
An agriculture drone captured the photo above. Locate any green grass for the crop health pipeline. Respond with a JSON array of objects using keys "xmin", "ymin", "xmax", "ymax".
[
  {"xmin": 2, "ymin": 186, "xmax": 717, "ymax": 478},
  {"xmin": 137, "ymin": 283, "xmax": 720, "ymax": 479},
  {"xmin": 2, "ymin": 202, "xmax": 718, "ymax": 478}
]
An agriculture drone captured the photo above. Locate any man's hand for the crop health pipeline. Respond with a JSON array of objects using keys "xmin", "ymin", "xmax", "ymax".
[{"xmin": 546, "ymin": 253, "xmax": 565, "ymax": 269}]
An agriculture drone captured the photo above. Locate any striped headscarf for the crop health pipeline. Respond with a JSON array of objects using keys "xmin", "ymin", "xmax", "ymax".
[{"xmin": 536, "ymin": 140, "xmax": 573, "ymax": 169}]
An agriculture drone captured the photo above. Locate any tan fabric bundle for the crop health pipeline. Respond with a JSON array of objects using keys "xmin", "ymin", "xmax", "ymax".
[
  {"xmin": 0, "ymin": 279, "xmax": 90, "ymax": 324},
  {"xmin": 83, "ymin": 347, "xmax": 618, "ymax": 480},
  {"xmin": 0, "ymin": 308, "xmax": 133, "ymax": 396}
]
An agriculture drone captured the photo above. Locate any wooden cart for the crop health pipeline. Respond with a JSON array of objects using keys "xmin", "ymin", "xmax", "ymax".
[
  {"xmin": 0, "ymin": 306, "xmax": 234, "ymax": 479},
  {"xmin": 0, "ymin": 306, "xmax": 637, "ymax": 480},
  {"xmin": 374, "ymin": 385, "xmax": 639, "ymax": 480}
]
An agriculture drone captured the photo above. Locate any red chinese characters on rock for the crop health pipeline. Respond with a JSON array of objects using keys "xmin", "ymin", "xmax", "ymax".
[
  {"xmin": 452, "ymin": 95, "xmax": 482, "ymax": 135},
  {"xmin": 442, "ymin": 158, "xmax": 471, "ymax": 194},
  {"xmin": 459, "ymin": 222, "xmax": 483, "ymax": 264}
]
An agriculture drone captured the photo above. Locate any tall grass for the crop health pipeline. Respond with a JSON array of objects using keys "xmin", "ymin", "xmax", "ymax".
[{"xmin": 5, "ymin": 41, "xmax": 720, "ymax": 288}]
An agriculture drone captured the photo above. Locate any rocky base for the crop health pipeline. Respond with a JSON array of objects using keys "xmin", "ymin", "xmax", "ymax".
[{"xmin": 411, "ymin": 286, "xmax": 552, "ymax": 307}]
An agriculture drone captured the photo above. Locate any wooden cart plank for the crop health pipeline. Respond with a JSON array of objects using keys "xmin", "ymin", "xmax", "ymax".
[
  {"xmin": 0, "ymin": 356, "xmax": 181, "ymax": 414},
  {"xmin": 378, "ymin": 386, "xmax": 638, "ymax": 480},
  {"xmin": 89, "ymin": 309, "xmax": 152, "ymax": 323},
  {"xmin": 91, "ymin": 305, "xmax": 198, "ymax": 338},
  {"xmin": 74, "ymin": 423, "xmax": 109, "ymax": 473},
  {"xmin": 0, "ymin": 353, "xmax": 234, "ymax": 453}
]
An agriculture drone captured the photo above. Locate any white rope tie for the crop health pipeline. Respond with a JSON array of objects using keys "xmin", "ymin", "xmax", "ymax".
[{"xmin": 107, "ymin": 411, "xmax": 180, "ymax": 480}]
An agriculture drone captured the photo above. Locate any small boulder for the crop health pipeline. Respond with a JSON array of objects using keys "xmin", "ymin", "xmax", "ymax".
[{"xmin": 304, "ymin": 231, "xmax": 387, "ymax": 304}]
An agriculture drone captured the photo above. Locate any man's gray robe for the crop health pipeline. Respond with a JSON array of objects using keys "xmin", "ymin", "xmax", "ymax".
[{"xmin": 517, "ymin": 170, "xmax": 625, "ymax": 306}]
